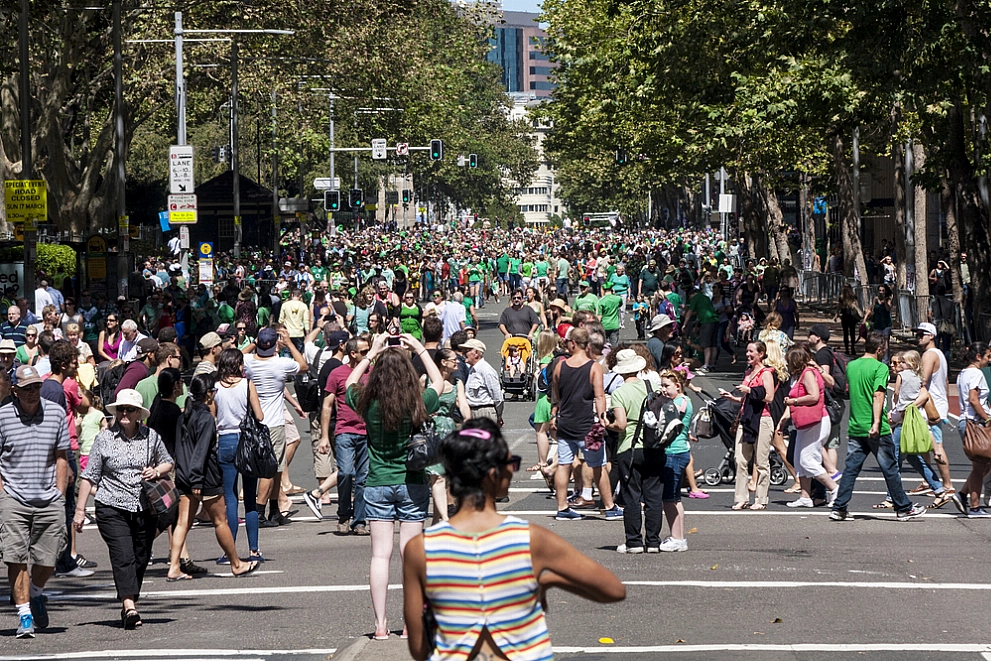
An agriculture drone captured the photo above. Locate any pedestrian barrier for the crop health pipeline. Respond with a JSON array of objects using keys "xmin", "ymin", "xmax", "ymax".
[{"xmin": 797, "ymin": 270, "xmax": 844, "ymax": 306}]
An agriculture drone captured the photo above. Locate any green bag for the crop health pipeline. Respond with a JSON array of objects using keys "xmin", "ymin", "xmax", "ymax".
[{"xmin": 900, "ymin": 405, "xmax": 933, "ymax": 455}]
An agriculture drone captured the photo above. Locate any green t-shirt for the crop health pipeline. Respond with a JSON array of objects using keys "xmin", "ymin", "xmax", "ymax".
[
  {"xmin": 217, "ymin": 303, "xmax": 235, "ymax": 325},
  {"xmin": 347, "ymin": 385, "xmax": 440, "ymax": 487},
  {"xmin": 311, "ymin": 266, "xmax": 327, "ymax": 284},
  {"xmin": 497, "ymin": 255, "xmax": 510, "ymax": 274},
  {"xmin": 556, "ymin": 258, "xmax": 570, "ymax": 278},
  {"xmin": 598, "ymin": 294, "xmax": 622, "ymax": 331},
  {"xmin": 535, "ymin": 260, "xmax": 549, "ymax": 278},
  {"xmin": 666, "ymin": 292, "xmax": 683, "ymax": 320},
  {"xmin": 688, "ymin": 292, "xmax": 719, "ymax": 324},
  {"xmin": 256, "ymin": 306, "xmax": 271, "ymax": 329},
  {"xmin": 846, "ymin": 356, "xmax": 891, "ymax": 437},
  {"xmin": 574, "ymin": 293, "xmax": 599, "ymax": 313},
  {"xmin": 468, "ymin": 265, "xmax": 482, "ymax": 283},
  {"xmin": 611, "ymin": 378, "xmax": 647, "ymax": 454},
  {"xmin": 521, "ymin": 261, "xmax": 533, "ymax": 277},
  {"xmin": 510, "ymin": 258, "xmax": 522, "ymax": 275}
]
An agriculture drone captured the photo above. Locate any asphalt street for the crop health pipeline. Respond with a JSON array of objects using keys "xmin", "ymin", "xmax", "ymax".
[{"xmin": 4, "ymin": 305, "xmax": 991, "ymax": 661}]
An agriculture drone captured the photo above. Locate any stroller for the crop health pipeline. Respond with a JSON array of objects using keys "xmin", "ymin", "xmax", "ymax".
[
  {"xmin": 692, "ymin": 390, "xmax": 787, "ymax": 487},
  {"xmin": 499, "ymin": 335, "xmax": 536, "ymax": 400}
]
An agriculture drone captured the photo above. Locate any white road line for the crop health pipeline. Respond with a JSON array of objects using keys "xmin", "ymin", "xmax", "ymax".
[
  {"xmin": 555, "ymin": 643, "xmax": 991, "ymax": 654},
  {"xmin": 0, "ymin": 651, "xmax": 337, "ymax": 661},
  {"xmin": 31, "ymin": 578, "xmax": 991, "ymax": 603},
  {"xmin": 499, "ymin": 509, "xmax": 962, "ymax": 518},
  {"xmin": 509, "ymin": 487, "xmax": 896, "ymax": 496}
]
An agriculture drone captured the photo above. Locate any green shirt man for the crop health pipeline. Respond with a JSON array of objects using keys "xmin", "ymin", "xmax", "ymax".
[
  {"xmin": 847, "ymin": 355, "xmax": 892, "ymax": 438},
  {"xmin": 598, "ymin": 284, "xmax": 622, "ymax": 332}
]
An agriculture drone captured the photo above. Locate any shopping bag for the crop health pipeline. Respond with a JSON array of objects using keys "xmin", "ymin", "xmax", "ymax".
[{"xmin": 899, "ymin": 405, "xmax": 933, "ymax": 455}]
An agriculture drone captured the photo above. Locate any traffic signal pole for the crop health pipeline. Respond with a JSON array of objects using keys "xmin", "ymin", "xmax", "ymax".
[{"xmin": 19, "ymin": 0, "xmax": 36, "ymax": 309}]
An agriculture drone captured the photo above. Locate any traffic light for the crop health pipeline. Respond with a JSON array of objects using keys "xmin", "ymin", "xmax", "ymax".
[
  {"xmin": 402, "ymin": 189, "xmax": 411, "ymax": 204},
  {"xmin": 211, "ymin": 146, "xmax": 220, "ymax": 163},
  {"xmin": 615, "ymin": 149, "xmax": 627, "ymax": 165},
  {"xmin": 430, "ymin": 139, "xmax": 443, "ymax": 160},
  {"xmin": 324, "ymin": 190, "xmax": 340, "ymax": 212},
  {"xmin": 349, "ymin": 188, "xmax": 363, "ymax": 208},
  {"xmin": 469, "ymin": 153, "xmax": 477, "ymax": 168}
]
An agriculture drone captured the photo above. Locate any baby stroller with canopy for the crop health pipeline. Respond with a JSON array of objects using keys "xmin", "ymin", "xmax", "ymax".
[
  {"xmin": 499, "ymin": 335, "xmax": 536, "ymax": 400},
  {"xmin": 692, "ymin": 390, "xmax": 787, "ymax": 487}
]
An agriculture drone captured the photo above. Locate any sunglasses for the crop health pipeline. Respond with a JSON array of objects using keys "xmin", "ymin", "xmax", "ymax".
[
  {"xmin": 237, "ymin": 327, "xmax": 246, "ymax": 331},
  {"xmin": 116, "ymin": 406, "xmax": 139, "ymax": 414},
  {"xmin": 505, "ymin": 455, "xmax": 522, "ymax": 472}
]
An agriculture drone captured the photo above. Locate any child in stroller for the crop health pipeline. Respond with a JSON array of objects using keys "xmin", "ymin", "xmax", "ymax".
[
  {"xmin": 736, "ymin": 310, "xmax": 755, "ymax": 346},
  {"xmin": 505, "ymin": 345, "xmax": 524, "ymax": 378}
]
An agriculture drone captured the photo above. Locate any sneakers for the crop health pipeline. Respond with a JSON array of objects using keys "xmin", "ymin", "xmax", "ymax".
[
  {"xmin": 646, "ymin": 546, "xmax": 661, "ymax": 553},
  {"xmin": 950, "ymin": 491, "xmax": 968, "ymax": 514},
  {"xmin": 73, "ymin": 553, "xmax": 98, "ymax": 569},
  {"xmin": 568, "ymin": 495, "xmax": 597, "ymax": 510},
  {"xmin": 786, "ymin": 497, "xmax": 815, "ymax": 508},
  {"xmin": 826, "ymin": 488, "xmax": 839, "ymax": 507},
  {"xmin": 16, "ymin": 613, "xmax": 34, "ymax": 639},
  {"xmin": 352, "ymin": 525, "xmax": 370, "ymax": 536},
  {"xmin": 688, "ymin": 491, "xmax": 710, "ymax": 499},
  {"xmin": 603, "ymin": 505, "xmax": 624, "ymax": 520},
  {"xmin": 616, "ymin": 543, "xmax": 644, "ymax": 554},
  {"xmin": 56, "ymin": 566, "xmax": 94, "ymax": 578},
  {"xmin": 30, "ymin": 594, "xmax": 48, "ymax": 629},
  {"xmin": 337, "ymin": 521, "xmax": 351, "ymax": 535},
  {"xmin": 967, "ymin": 508, "xmax": 991, "ymax": 518},
  {"xmin": 303, "ymin": 491, "xmax": 323, "ymax": 521},
  {"xmin": 659, "ymin": 537, "xmax": 688, "ymax": 552},
  {"xmin": 829, "ymin": 509, "xmax": 850, "ymax": 521},
  {"xmin": 696, "ymin": 365, "xmax": 710, "ymax": 375},
  {"xmin": 896, "ymin": 504, "xmax": 927, "ymax": 521},
  {"xmin": 215, "ymin": 555, "xmax": 230, "ymax": 565},
  {"xmin": 555, "ymin": 508, "xmax": 584, "ymax": 521}
]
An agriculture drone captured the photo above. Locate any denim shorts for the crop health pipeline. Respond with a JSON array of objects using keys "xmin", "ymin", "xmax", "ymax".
[
  {"xmin": 362, "ymin": 483, "xmax": 430, "ymax": 522},
  {"xmin": 558, "ymin": 437, "xmax": 606, "ymax": 468},
  {"xmin": 662, "ymin": 451, "xmax": 691, "ymax": 502},
  {"xmin": 931, "ymin": 419, "xmax": 946, "ymax": 445}
]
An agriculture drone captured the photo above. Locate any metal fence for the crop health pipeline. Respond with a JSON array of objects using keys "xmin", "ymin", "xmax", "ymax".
[{"xmin": 796, "ymin": 270, "xmax": 844, "ymax": 306}]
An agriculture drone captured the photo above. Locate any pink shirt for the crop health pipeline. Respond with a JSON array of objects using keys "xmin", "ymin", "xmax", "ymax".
[
  {"xmin": 63, "ymin": 378, "xmax": 82, "ymax": 451},
  {"xmin": 326, "ymin": 364, "xmax": 367, "ymax": 437}
]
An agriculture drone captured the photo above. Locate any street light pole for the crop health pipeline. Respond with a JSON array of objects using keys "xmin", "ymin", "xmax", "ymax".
[
  {"xmin": 19, "ymin": 0, "xmax": 36, "ymax": 309},
  {"xmin": 231, "ymin": 40, "xmax": 241, "ymax": 257},
  {"xmin": 175, "ymin": 12, "xmax": 186, "ymax": 145},
  {"xmin": 114, "ymin": 0, "xmax": 127, "ymax": 299}
]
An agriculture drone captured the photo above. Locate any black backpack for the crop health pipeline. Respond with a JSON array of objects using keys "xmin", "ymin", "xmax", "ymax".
[
  {"xmin": 295, "ymin": 347, "xmax": 333, "ymax": 413},
  {"xmin": 98, "ymin": 360, "xmax": 132, "ymax": 405},
  {"xmin": 633, "ymin": 381, "xmax": 685, "ymax": 451},
  {"xmin": 828, "ymin": 347, "xmax": 851, "ymax": 399}
]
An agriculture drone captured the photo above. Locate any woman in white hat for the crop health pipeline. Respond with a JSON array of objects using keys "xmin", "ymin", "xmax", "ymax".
[{"xmin": 73, "ymin": 389, "xmax": 173, "ymax": 629}]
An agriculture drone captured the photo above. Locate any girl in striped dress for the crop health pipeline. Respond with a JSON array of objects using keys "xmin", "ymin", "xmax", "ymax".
[{"xmin": 403, "ymin": 418, "xmax": 625, "ymax": 660}]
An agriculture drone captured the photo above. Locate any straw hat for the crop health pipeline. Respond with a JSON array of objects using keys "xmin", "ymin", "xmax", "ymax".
[{"xmin": 106, "ymin": 388, "xmax": 150, "ymax": 419}]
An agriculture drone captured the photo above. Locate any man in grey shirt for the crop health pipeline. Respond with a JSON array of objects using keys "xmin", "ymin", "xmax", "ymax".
[
  {"xmin": 498, "ymin": 290, "xmax": 540, "ymax": 340},
  {"xmin": 0, "ymin": 365, "xmax": 70, "ymax": 638},
  {"xmin": 462, "ymin": 339, "xmax": 504, "ymax": 426}
]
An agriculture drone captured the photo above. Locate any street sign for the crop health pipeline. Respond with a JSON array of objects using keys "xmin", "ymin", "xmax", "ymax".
[
  {"xmin": 386, "ymin": 191, "xmax": 399, "ymax": 205},
  {"xmin": 371, "ymin": 138, "xmax": 387, "ymax": 160},
  {"xmin": 199, "ymin": 258, "xmax": 214, "ymax": 286},
  {"xmin": 3, "ymin": 180, "xmax": 47, "ymax": 225},
  {"xmin": 199, "ymin": 242, "xmax": 214, "ymax": 259},
  {"xmin": 169, "ymin": 145, "xmax": 194, "ymax": 194},
  {"xmin": 279, "ymin": 197, "xmax": 308, "ymax": 212},
  {"xmin": 718, "ymin": 194, "xmax": 735, "ymax": 213},
  {"xmin": 314, "ymin": 178, "xmax": 333, "ymax": 190},
  {"xmin": 396, "ymin": 143, "xmax": 409, "ymax": 157},
  {"xmin": 179, "ymin": 226, "xmax": 190, "ymax": 249},
  {"xmin": 168, "ymin": 193, "xmax": 198, "ymax": 224}
]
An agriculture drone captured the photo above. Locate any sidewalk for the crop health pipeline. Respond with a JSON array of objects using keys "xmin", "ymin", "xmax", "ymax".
[{"xmin": 333, "ymin": 635, "xmax": 409, "ymax": 661}]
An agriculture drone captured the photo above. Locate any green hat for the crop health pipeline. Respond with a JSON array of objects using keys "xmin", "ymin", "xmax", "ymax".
[
  {"xmin": 579, "ymin": 280, "xmax": 590, "ymax": 287},
  {"xmin": 602, "ymin": 281, "xmax": 613, "ymax": 290},
  {"xmin": 347, "ymin": 287, "xmax": 357, "ymax": 296}
]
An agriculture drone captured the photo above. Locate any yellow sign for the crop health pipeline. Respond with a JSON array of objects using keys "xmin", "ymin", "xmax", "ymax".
[
  {"xmin": 129, "ymin": 224, "xmax": 139, "ymax": 238},
  {"xmin": 87, "ymin": 236, "xmax": 107, "ymax": 253},
  {"xmin": 118, "ymin": 214, "xmax": 129, "ymax": 230},
  {"xmin": 199, "ymin": 242, "xmax": 213, "ymax": 258},
  {"xmin": 24, "ymin": 217, "xmax": 37, "ymax": 232},
  {"xmin": 4, "ymin": 180, "xmax": 47, "ymax": 225},
  {"xmin": 170, "ymin": 211, "xmax": 195, "ymax": 223},
  {"xmin": 234, "ymin": 215, "xmax": 241, "ymax": 226},
  {"xmin": 13, "ymin": 224, "xmax": 23, "ymax": 241}
]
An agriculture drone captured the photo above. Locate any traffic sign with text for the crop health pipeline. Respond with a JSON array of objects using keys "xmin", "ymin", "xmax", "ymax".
[
  {"xmin": 168, "ymin": 193, "xmax": 198, "ymax": 224},
  {"xmin": 169, "ymin": 145, "xmax": 195, "ymax": 194},
  {"xmin": 3, "ymin": 180, "xmax": 47, "ymax": 225},
  {"xmin": 371, "ymin": 139, "xmax": 387, "ymax": 160}
]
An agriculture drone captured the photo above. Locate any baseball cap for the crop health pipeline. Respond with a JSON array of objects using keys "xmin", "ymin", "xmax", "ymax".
[
  {"xmin": 14, "ymin": 365, "xmax": 42, "ymax": 387},
  {"xmin": 0, "ymin": 339, "xmax": 16, "ymax": 354},
  {"xmin": 136, "ymin": 338, "xmax": 159, "ymax": 358},
  {"xmin": 461, "ymin": 339, "xmax": 486, "ymax": 353},
  {"xmin": 256, "ymin": 327, "xmax": 279, "ymax": 357},
  {"xmin": 808, "ymin": 324, "xmax": 830, "ymax": 342},
  {"xmin": 579, "ymin": 280, "xmax": 590, "ymax": 287},
  {"xmin": 914, "ymin": 322, "xmax": 937, "ymax": 336},
  {"xmin": 326, "ymin": 330, "xmax": 350, "ymax": 349},
  {"xmin": 199, "ymin": 332, "xmax": 222, "ymax": 349}
]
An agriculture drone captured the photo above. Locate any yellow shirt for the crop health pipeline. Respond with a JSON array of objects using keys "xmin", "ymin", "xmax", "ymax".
[{"xmin": 278, "ymin": 299, "xmax": 310, "ymax": 338}]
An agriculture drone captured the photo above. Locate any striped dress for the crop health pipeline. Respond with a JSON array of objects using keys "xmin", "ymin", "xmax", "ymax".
[{"xmin": 423, "ymin": 516, "xmax": 553, "ymax": 660}]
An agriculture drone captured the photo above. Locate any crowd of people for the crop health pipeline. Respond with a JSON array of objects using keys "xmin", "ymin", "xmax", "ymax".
[{"xmin": 0, "ymin": 221, "xmax": 983, "ymax": 655}]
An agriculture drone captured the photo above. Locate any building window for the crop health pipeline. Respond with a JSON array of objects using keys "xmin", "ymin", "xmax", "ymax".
[
  {"xmin": 219, "ymin": 215, "xmax": 235, "ymax": 239},
  {"xmin": 529, "ymin": 81, "xmax": 555, "ymax": 91},
  {"xmin": 529, "ymin": 66, "xmax": 552, "ymax": 76}
]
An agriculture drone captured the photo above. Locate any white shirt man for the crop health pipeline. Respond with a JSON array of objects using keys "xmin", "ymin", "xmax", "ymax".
[
  {"xmin": 440, "ymin": 292, "xmax": 467, "ymax": 343},
  {"xmin": 462, "ymin": 339, "xmax": 503, "ymax": 426},
  {"xmin": 917, "ymin": 322, "xmax": 953, "ymax": 493}
]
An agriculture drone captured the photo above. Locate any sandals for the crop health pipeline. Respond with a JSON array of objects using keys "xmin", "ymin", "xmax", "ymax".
[
  {"xmin": 233, "ymin": 561, "xmax": 260, "ymax": 578},
  {"xmin": 165, "ymin": 573, "xmax": 192, "ymax": 582},
  {"xmin": 121, "ymin": 607, "xmax": 141, "ymax": 630},
  {"xmin": 750, "ymin": 503, "xmax": 767, "ymax": 510},
  {"xmin": 872, "ymin": 500, "xmax": 894, "ymax": 509},
  {"xmin": 930, "ymin": 490, "xmax": 955, "ymax": 509},
  {"xmin": 284, "ymin": 485, "xmax": 307, "ymax": 496},
  {"xmin": 784, "ymin": 483, "xmax": 802, "ymax": 494},
  {"xmin": 731, "ymin": 502, "xmax": 751, "ymax": 510}
]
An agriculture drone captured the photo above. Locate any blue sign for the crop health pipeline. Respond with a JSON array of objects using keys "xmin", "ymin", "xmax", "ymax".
[
  {"xmin": 199, "ymin": 242, "xmax": 214, "ymax": 259},
  {"xmin": 159, "ymin": 211, "xmax": 171, "ymax": 232},
  {"xmin": 813, "ymin": 197, "xmax": 827, "ymax": 215}
]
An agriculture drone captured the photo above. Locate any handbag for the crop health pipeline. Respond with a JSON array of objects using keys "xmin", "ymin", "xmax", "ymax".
[
  {"xmin": 584, "ymin": 421, "xmax": 606, "ymax": 452},
  {"xmin": 690, "ymin": 404, "xmax": 714, "ymax": 439},
  {"xmin": 790, "ymin": 368, "xmax": 825, "ymax": 430},
  {"xmin": 407, "ymin": 418, "xmax": 442, "ymax": 472},
  {"xmin": 899, "ymin": 405, "xmax": 933, "ymax": 455},
  {"xmin": 141, "ymin": 435, "xmax": 178, "ymax": 517},
  {"xmin": 963, "ymin": 419, "xmax": 991, "ymax": 462},
  {"xmin": 236, "ymin": 383, "xmax": 279, "ymax": 479},
  {"xmin": 923, "ymin": 398, "xmax": 942, "ymax": 425},
  {"xmin": 824, "ymin": 390, "xmax": 845, "ymax": 427}
]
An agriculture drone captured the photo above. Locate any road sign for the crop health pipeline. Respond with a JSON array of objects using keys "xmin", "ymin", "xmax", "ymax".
[
  {"xmin": 198, "ymin": 258, "xmax": 214, "ymax": 286},
  {"xmin": 718, "ymin": 194, "xmax": 735, "ymax": 213},
  {"xmin": 279, "ymin": 197, "xmax": 308, "ymax": 212},
  {"xmin": 371, "ymin": 138, "xmax": 387, "ymax": 160},
  {"xmin": 3, "ymin": 180, "xmax": 47, "ymax": 225},
  {"xmin": 168, "ymin": 193, "xmax": 198, "ymax": 224},
  {"xmin": 169, "ymin": 145, "xmax": 194, "ymax": 194},
  {"xmin": 386, "ymin": 191, "xmax": 399, "ymax": 205},
  {"xmin": 199, "ymin": 242, "xmax": 214, "ymax": 259},
  {"xmin": 179, "ymin": 226, "xmax": 190, "ymax": 249},
  {"xmin": 396, "ymin": 143, "xmax": 409, "ymax": 157},
  {"xmin": 314, "ymin": 178, "xmax": 333, "ymax": 190}
]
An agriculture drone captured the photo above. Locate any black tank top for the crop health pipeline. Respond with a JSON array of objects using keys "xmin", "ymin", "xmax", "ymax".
[{"xmin": 556, "ymin": 360, "xmax": 595, "ymax": 439}]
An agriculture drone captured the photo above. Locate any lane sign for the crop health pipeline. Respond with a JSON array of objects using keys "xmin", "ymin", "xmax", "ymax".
[
  {"xmin": 169, "ymin": 145, "xmax": 194, "ymax": 194},
  {"xmin": 371, "ymin": 139, "xmax": 387, "ymax": 160},
  {"xmin": 396, "ymin": 143, "xmax": 409, "ymax": 156},
  {"xmin": 3, "ymin": 179, "xmax": 47, "ymax": 225},
  {"xmin": 168, "ymin": 193, "xmax": 198, "ymax": 224}
]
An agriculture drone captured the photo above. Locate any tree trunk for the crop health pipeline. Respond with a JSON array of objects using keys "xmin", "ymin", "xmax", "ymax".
[
  {"xmin": 942, "ymin": 176, "xmax": 963, "ymax": 311},
  {"xmin": 759, "ymin": 177, "xmax": 792, "ymax": 265},
  {"xmin": 946, "ymin": 101, "xmax": 991, "ymax": 315},
  {"xmin": 913, "ymin": 143, "xmax": 930, "ymax": 300},
  {"xmin": 893, "ymin": 141, "xmax": 908, "ymax": 291},
  {"xmin": 832, "ymin": 133, "xmax": 869, "ymax": 281},
  {"xmin": 738, "ymin": 171, "xmax": 767, "ymax": 260}
]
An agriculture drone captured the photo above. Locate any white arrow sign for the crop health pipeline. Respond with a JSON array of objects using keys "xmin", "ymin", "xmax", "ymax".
[
  {"xmin": 169, "ymin": 145, "xmax": 194, "ymax": 194},
  {"xmin": 371, "ymin": 138, "xmax": 387, "ymax": 160}
]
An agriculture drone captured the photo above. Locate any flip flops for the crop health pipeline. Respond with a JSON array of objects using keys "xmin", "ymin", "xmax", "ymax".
[
  {"xmin": 233, "ymin": 561, "xmax": 260, "ymax": 578},
  {"xmin": 166, "ymin": 573, "xmax": 192, "ymax": 582}
]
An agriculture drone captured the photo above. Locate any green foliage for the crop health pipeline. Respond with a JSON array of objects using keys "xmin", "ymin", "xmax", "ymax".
[{"xmin": 0, "ymin": 244, "xmax": 77, "ymax": 277}]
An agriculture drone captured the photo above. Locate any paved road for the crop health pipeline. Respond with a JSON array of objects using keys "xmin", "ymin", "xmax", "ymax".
[{"xmin": 4, "ymin": 307, "xmax": 991, "ymax": 660}]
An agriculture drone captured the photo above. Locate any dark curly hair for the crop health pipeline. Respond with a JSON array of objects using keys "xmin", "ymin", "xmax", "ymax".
[{"xmin": 440, "ymin": 418, "xmax": 509, "ymax": 511}]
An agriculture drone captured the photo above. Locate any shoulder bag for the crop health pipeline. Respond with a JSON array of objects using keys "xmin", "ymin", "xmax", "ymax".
[
  {"xmin": 790, "ymin": 367, "xmax": 825, "ymax": 430},
  {"xmin": 236, "ymin": 381, "xmax": 279, "ymax": 479},
  {"xmin": 407, "ymin": 418, "xmax": 441, "ymax": 472},
  {"xmin": 923, "ymin": 397, "xmax": 942, "ymax": 425},
  {"xmin": 962, "ymin": 418, "xmax": 991, "ymax": 463},
  {"xmin": 141, "ymin": 432, "xmax": 179, "ymax": 517},
  {"xmin": 899, "ymin": 405, "xmax": 934, "ymax": 455}
]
